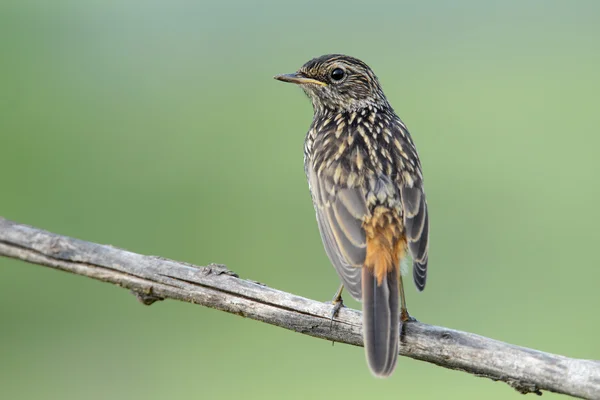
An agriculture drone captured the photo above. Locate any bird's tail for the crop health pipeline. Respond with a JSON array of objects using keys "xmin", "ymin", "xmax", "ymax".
[{"xmin": 362, "ymin": 236, "xmax": 400, "ymax": 378}]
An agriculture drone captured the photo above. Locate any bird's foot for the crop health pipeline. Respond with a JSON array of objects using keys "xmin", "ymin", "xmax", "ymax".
[
  {"xmin": 330, "ymin": 296, "xmax": 345, "ymax": 321},
  {"xmin": 329, "ymin": 296, "xmax": 345, "ymax": 342},
  {"xmin": 400, "ymin": 308, "xmax": 418, "ymax": 323}
]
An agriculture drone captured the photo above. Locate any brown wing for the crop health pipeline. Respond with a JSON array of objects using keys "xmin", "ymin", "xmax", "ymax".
[
  {"xmin": 401, "ymin": 184, "xmax": 429, "ymax": 291},
  {"xmin": 308, "ymin": 168, "xmax": 368, "ymax": 300}
]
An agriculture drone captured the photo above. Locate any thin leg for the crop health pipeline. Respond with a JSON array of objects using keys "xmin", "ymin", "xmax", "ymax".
[
  {"xmin": 330, "ymin": 284, "xmax": 345, "ymax": 320},
  {"xmin": 398, "ymin": 274, "xmax": 417, "ymax": 322}
]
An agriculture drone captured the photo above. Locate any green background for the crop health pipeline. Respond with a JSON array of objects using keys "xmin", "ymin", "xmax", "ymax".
[{"xmin": 1, "ymin": 1, "xmax": 599, "ymax": 399}]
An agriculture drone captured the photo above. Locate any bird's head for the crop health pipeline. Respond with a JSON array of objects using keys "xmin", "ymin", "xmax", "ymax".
[{"xmin": 275, "ymin": 54, "xmax": 389, "ymax": 113}]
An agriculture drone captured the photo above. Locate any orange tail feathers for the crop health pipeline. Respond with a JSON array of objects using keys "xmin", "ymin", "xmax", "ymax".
[{"xmin": 362, "ymin": 211, "xmax": 404, "ymax": 378}]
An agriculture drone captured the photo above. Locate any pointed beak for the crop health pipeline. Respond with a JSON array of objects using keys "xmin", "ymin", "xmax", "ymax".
[{"xmin": 274, "ymin": 73, "xmax": 327, "ymax": 86}]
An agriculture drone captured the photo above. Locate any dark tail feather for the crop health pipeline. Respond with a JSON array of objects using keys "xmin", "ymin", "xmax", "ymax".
[{"xmin": 362, "ymin": 267, "xmax": 400, "ymax": 377}]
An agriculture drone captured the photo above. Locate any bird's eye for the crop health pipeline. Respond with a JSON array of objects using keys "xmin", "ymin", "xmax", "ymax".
[{"xmin": 330, "ymin": 68, "xmax": 345, "ymax": 81}]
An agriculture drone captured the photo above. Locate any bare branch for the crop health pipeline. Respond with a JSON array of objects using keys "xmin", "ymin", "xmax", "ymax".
[{"xmin": 0, "ymin": 217, "xmax": 598, "ymax": 399}]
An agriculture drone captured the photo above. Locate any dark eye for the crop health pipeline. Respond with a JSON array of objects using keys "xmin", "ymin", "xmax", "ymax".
[{"xmin": 330, "ymin": 68, "xmax": 345, "ymax": 81}]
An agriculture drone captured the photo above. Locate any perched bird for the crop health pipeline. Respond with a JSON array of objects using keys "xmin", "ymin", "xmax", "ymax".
[{"xmin": 275, "ymin": 54, "xmax": 429, "ymax": 377}]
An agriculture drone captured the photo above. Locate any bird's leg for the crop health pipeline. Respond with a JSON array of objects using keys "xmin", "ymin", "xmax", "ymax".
[
  {"xmin": 330, "ymin": 283, "xmax": 345, "ymax": 320},
  {"xmin": 398, "ymin": 274, "xmax": 417, "ymax": 322}
]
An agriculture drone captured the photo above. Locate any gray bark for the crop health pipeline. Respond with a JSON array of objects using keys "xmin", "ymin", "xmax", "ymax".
[{"xmin": 0, "ymin": 217, "xmax": 598, "ymax": 399}]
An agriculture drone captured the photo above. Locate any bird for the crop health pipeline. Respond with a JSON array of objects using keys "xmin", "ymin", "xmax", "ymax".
[{"xmin": 274, "ymin": 54, "xmax": 429, "ymax": 378}]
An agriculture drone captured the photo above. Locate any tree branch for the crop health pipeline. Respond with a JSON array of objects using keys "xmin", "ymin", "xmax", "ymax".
[{"xmin": 0, "ymin": 217, "xmax": 598, "ymax": 399}]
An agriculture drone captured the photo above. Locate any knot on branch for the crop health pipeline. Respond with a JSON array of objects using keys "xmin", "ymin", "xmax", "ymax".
[
  {"xmin": 131, "ymin": 288, "xmax": 164, "ymax": 306},
  {"xmin": 202, "ymin": 263, "xmax": 238, "ymax": 278},
  {"xmin": 507, "ymin": 379, "xmax": 542, "ymax": 396}
]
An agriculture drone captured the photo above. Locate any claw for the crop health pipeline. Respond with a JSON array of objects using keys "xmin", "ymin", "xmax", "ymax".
[
  {"xmin": 400, "ymin": 308, "xmax": 418, "ymax": 323},
  {"xmin": 331, "ymin": 297, "xmax": 345, "ymax": 320},
  {"xmin": 329, "ymin": 296, "xmax": 345, "ymax": 342},
  {"xmin": 329, "ymin": 284, "xmax": 345, "ymax": 326}
]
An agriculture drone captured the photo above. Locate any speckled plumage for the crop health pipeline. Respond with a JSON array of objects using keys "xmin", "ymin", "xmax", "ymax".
[
  {"xmin": 305, "ymin": 103, "xmax": 428, "ymax": 288},
  {"xmin": 276, "ymin": 54, "xmax": 429, "ymax": 378}
]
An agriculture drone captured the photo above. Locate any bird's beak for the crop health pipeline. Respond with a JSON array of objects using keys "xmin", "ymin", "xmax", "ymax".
[{"xmin": 274, "ymin": 73, "xmax": 327, "ymax": 86}]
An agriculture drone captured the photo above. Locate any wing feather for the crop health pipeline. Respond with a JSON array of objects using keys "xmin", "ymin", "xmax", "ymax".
[
  {"xmin": 309, "ymin": 169, "xmax": 368, "ymax": 300},
  {"xmin": 401, "ymin": 185, "xmax": 429, "ymax": 291}
]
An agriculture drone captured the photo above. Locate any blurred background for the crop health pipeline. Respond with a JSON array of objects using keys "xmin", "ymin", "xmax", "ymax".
[{"xmin": 1, "ymin": 1, "xmax": 599, "ymax": 399}]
